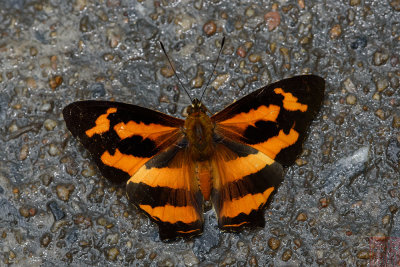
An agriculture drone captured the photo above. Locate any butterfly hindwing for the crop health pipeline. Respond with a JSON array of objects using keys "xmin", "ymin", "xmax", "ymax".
[
  {"xmin": 212, "ymin": 75, "xmax": 324, "ymax": 166},
  {"xmin": 63, "ymin": 100, "xmax": 184, "ymax": 183},
  {"xmin": 210, "ymin": 137, "xmax": 283, "ymax": 231},
  {"xmin": 126, "ymin": 142, "xmax": 204, "ymax": 241}
]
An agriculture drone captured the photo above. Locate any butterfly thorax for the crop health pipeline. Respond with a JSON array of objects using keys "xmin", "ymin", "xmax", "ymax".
[{"xmin": 184, "ymin": 99, "xmax": 215, "ymax": 162}]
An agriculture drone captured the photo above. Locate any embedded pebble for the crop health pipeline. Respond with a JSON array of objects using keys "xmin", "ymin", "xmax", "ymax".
[
  {"xmin": 49, "ymin": 75, "xmax": 63, "ymax": 90},
  {"xmin": 40, "ymin": 233, "xmax": 52, "ymax": 247},
  {"xmin": 211, "ymin": 73, "xmax": 230, "ymax": 90},
  {"xmin": 136, "ymin": 248, "xmax": 146, "ymax": 259},
  {"xmin": 297, "ymin": 212, "xmax": 308, "ymax": 221},
  {"xmin": 268, "ymin": 237, "xmax": 280, "ymax": 250},
  {"xmin": 74, "ymin": 214, "xmax": 92, "ymax": 228},
  {"xmin": 376, "ymin": 78, "xmax": 389, "ymax": 92},
  {"xmin": 346, "ymin": 94, "xmax": 357, "ymax": 105},
  {"xmin": 248, "ymin": 53, "xmax": 261, "ymax": 63},
  {"xmin": 356, "ymin": 249, "xmax": 370, "ymax": 259},
  {"xmin": 203, "ymin": 21, "xmax": 217, "ymax": 36},
  {"xmin": 19, "ymin": 206, "xmax": 37, "ymax": 218},
  {"xmin": 56, "ymin": 184, "xmax": 75, "ymax": 201},
  {"xmin": 375, "ymin": 109, "xmax": 386, "ymax": 120},
  {"xmin": 393, "ymin": 114, "xmax": 400, "ymax": 128},
  {"xmin": 390, "ymin": 0, "xmax": 400, "ymax": 11},
  {"xmin": 48, "ymin": 143, "xmax": 60, "ymax": 156},
  {"xmin": 161, "ymin": 66, "xmax": 174, "ymax": 78},
  {"xmin": 183, "ymin": 251, "xmax": 199, "ymax": 266},
  {"xmin": 343, "ymin": 78, "xmax": 356, "ymax": 93},
  {"xmin": 236, "ymin": 46, "xmax": 246, "ymax": 58},
  {"xmin": 245, "ymin": 7, "xmax": 255, "ymax": 17},
  {"xmin": 264, "ymin": 11, "xmax": 281, "ymax": 31},
  {"xmin": 19, "ymin": 144, "xmax": 29, "ymax": 160},
  {"xmin": 30, "ymin": 47, "xmax": 38, "ymax": 56},
  {"xmin": 106, "ymin": 233, "xmax": 119, "ymax": 245},
  {"xmin": 44, "ymin": 119, "xmax": 57, "ymax": 131},
  {"xmin": 329, "ymin": 24, "xmax": 342, "ymax": 39},
  {"xmin": 282, "ymin": 249, "xmax": 292, "ymax": 261},
  {"xmin": 373, "ymin": 51, "xmax": 389, "ymax": 66},
  {"xmin": 107, "ymin": 247, "xmax": 120, "ymax": 261}
]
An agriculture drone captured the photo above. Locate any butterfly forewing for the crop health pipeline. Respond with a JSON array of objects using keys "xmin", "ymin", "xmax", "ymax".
[
  {"xmin": 212, "ymin": 75, "xmax": 325, "ymax": 166},
  {"xmin": 63, "ymin": 100, "xmax": 184, "ymax": 184}
]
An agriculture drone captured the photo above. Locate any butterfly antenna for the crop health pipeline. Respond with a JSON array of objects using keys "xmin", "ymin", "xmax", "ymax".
[
  {"xmin": 160, "ymin": 41, "xmax": 193, "ymax": 102},
  {"xmin": 199, "ymin": 36, "xmax": 225, "ymax": 102}
]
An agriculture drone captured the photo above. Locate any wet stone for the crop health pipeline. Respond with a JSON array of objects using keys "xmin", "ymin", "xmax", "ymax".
[
  {"xmin": 203, "ymin": 20, "xmax": 217, "ymax": 36},
  {"xmin": 264, "ymin": 11, "xmax": 281, "ymax": 31},
  {"xmin": 282, "ymin": 249, "xmax": 292, "ymax": 261},
  {"xmin": 19, "ymin": 206, "xmax": 37, "ymax": 218},
  {"xmin": 350, "ymin": 36, "xmax": 367, "ymax": 49},
  {"xmin": 56, "ymin": 184, "xmax": 75, "ymax": 201},
  {"xmin": 40, "ymin": 233, "xmax": 52, "ymax": 247},
  {"xmin": 373, "ymin": 51, "xmax": 389, "ymax": 66},
  {"xmin": 49, "ymin": 75, "xmax": 63, "ymax": 90},
  {"xmin": 346, "ymin": 94, "xmax": 357, "ymax": 105},
  {"xmin": 106, "ymin": 233, "xmax": 119, "ymax": 245},
  {"xmin": 73, "ymin": 214, "xmax": 92, "ymax": 228},
  {"xmin": 89, "ymin": 83, "xmax": 105, "ymax": 98},
  {"xmin": 297, "ymin": 212, "xmax": 308, "ymax": 221},
  {"xmin": 330, "ymin": 24, "xmax": 342, "ymax": 39},
  {"xmin": 268, "ymin": 237, "xmax": 281, "ymax": 250},
  {"xmin": 390, "ymin": 0, "xmax": 400, "ymax": 11},
  {"xmin": 376, "ymin": 78, "xmax": 389, "ymax": 92},
  {"xmin": 44, "ymin": 119, "xmax": 57, "ymax": 131},
  {"xmin": 48, "ymin": 201, "xmax": 65, "ymax": 221},
  {"xmin": 136, "ymin": 248, "xmax": 146, "ymax": 259}
]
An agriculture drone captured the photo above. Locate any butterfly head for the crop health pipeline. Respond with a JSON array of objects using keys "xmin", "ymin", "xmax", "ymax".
[{"xmin": 187, "ymin": 98, "xmax": 208, "ymax": 115}]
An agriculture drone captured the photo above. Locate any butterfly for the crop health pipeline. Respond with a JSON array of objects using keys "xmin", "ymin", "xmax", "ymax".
[{"xmin": 63, "ymin": 40, "xmax": 325, "ymax": 241}]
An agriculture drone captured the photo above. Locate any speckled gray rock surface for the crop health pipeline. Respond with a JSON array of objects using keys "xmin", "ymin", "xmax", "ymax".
[{"xmin": 0, "ymin": 0, "xmax": 399, "ymax": 266}]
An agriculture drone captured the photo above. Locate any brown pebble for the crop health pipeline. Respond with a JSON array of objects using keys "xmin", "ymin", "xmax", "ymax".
[
  {"xmin": 264, "ymin": 11, "xmax": 281, "ymax": 31},
  {"xmin": 319, "ymin": 197, "xmax": 329, "ymax": 208},
  {"xmin": 30, "ymin": 47, "xmax": 38, "ymax": 56},
  {"xmin": 203, "ymin": 21, "xmax": 216, "ymax": 36},
  {"xmin": 26, "ymin": 77, "xmax": 37, "ymax": 89},
  {"xmin": 56, "ymin": 184, "xmax": 75, "ymax": 201},
  {"xmin": 160, "ymin": 66, "xmax": 174, "ymax": 78},
  {"xmin": 248, "ymin": 53, "xmax": 261, "ymax": 63},
  {"xmin": 294, "ymin": 239, "xmax": 302, "ymax": 248},
  {"xmin": 356, "ymin": 249, "xmax": 370, "ymax": 259},
  {"xmin": 297, "ymin": 212, "xmax": 307, "ymax": 221},
  {"xmin": 350, "ymin": 0, "xmax": 361, "ymax": 5},
  {"xmin": 237, "ymin": 46, "xmax": 246, "ymax": 58},
  {"xmin": 373, "ymin": 51, "xmax": 389, "ymax": 66},
  {"xmin": 282, "ymin": 249, "xmax": 292, "ymax": 261},
  {"xmin": 330, "ymin": 24, "xmax": 342, "ymax": 39},
  {"xmin": 107, "ymin": 247, "xmax": 120, "ymax": 261},
  {"xmin": 49, "ymin": 75, "xmax": 63, "ymax": 90},
  {"xmin": 19, "ymin": 144, "xmax": 29, "ymax": 160},
  {"xmin": 298, "ymin": 0, "xmax": 305, "ymax": 9},
  {"xmin": 390, "ymin": 0, "xmax": 400, "ymax": 11},
  {"xmin": 268, "ymin": 237, "xmax": 281, "ymax": 250},
  {"xmin": 40, "ymin": 233, "xmax": 52, "ymax": 247},
  {"xmin": 375, "ymin": 109, "xmax": 386, "ymax": 120},
  {"xmin": 136, "ymin": 248, "xmax": 146, "ymax": 259},
  {"xmin": 392, "ymin": 114, "xmax": 400, "ymax": 128},
  {"xmin": 346, "ymin": 94, "xmax": 357, "ymax": 105},
  {"xmin": 74, "ymin": 214, "xmax": 92, "ymax": 228}
]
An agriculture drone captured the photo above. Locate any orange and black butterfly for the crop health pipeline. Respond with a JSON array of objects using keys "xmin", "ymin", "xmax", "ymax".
[{"xmin": 63, "ymin": 39, "xmax": 324, "ymax": 241}]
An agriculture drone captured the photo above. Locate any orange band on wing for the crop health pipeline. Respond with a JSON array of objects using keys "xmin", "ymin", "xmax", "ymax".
[
  {"xmin": 213, "ymin": 151, "xmax": 275, "ymax": 184},
  {"xmin": 252, "ymin": 127, "xmax": 299, "ymax": 159},
  {"xmin": 114, "ymin": 121, "xmax": 177, "ymax": 140},
  {"xmin": 220, "ymin": 187, "xmax": 275, "ymax": 218},
  {"xmin": 128, "ymin": 164, "xmax": 191, "ymax": 190},
  {"xmin": 101, "ymin": 149, "xmax": 148, "ymax": 176},
  {"xmin": 85, "ymin": 108, "xmax": 117, "ymax": 137},
  {"xmin": 139, "ymin": 204, "xmax": 200, "ymax": 224},
  {"xmin": 218, "ymin": 104, "xmax": 280, "ymax": 131},
  {"xmin": 274, "ymin": 88, "xmax": 308, "ymax": 112}
]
